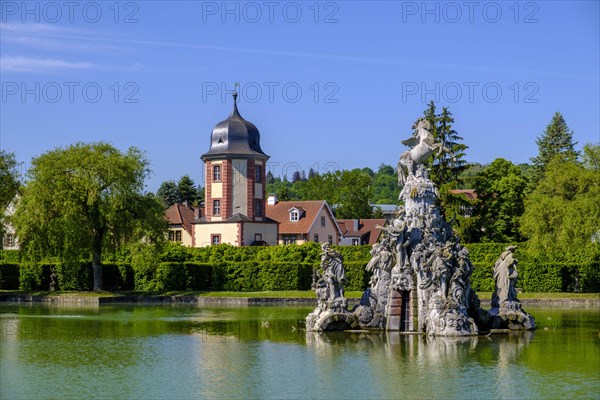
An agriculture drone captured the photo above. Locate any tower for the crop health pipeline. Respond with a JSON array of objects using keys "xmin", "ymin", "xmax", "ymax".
[
  {"xmin": 201, "ymin": 92, "xmax": 268, "ymax": 222},
  {"xmin": 196, "ymin": 93, "xmax": 277, "ymax": 246}
]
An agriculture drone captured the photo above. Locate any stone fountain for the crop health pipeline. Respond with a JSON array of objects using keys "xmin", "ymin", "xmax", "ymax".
[{"xmin": 306, "ymin": 119, "xmax": 535, "ymax": 335}]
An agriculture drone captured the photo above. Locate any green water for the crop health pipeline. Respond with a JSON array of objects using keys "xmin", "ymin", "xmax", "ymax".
[{"xmin": 1, "ymin": 304, "xmax": 598, "ymax": 400}]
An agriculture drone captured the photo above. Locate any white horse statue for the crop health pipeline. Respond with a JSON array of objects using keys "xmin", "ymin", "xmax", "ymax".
[{"xmin": 397, "ymin": 119, "xmax": 447, "ymax": 184}]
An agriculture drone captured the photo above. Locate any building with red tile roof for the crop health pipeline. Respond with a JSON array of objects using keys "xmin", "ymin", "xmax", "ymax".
[
  {"xmin": 337, "ymin": 218, "xmax": 387, "ymax": 245},
  {"xmin": 266, "ymin": 197, "xmax": 341, "ymax": 245},
  {"xmin": 165, "ymin": 202, "xmax": 201, "ymax": 246}
]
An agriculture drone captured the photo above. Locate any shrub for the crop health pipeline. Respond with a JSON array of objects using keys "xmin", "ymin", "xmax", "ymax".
[
  {"xmin": 19, "ymin": 262, "xmax": 52, "ymax": 290},
  {"xmin": 55, "ymin": 261, "xmax": 92, "ymax": 291},
  {"xmin": 470, "ymin": 262, "xmax": 495, "ymax": 292},
  {"xmin": 344, "ymin": 261, "xmax": 370, "ymax": 291},
  {"xmin": 0, "ymin": 250, "xmax": 21, "ymax": 263},
  {"xmin": 103, "ymin": 263, "xmax": 134, "ymax": 291}
]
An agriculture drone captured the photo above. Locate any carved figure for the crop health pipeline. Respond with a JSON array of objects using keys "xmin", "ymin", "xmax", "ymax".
[
  {"xmin": 492, "ymin": 245, "xmax": 519, "ymax": 308},
  {"xmin": 398, "ymin": 119, "xmax": 448, "ymax": 184},
  {"xmin": 377, "ymin": 217, "xmax": 410, "ymax": 267},
  {"xmin": 320, "ymin": 243, "xmax": 346, "ymax": 302}
]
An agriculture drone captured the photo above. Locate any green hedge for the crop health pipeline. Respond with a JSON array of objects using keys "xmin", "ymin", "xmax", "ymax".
[
  {"xmin": 3, "ymin": 242, "xmax": 598, "ymax": 293},
  {"xmin": 470, "ymin": 262, "xmax": 495, "ymax": 292},
  {"xmin": 344, "ymin": 261, "xmax": 370, "ymax": 291}
]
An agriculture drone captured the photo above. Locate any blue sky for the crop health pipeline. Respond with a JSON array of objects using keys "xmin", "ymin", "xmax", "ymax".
[{"xmin": 1, "ymin": 1, "xmax": 598, "ymax": 191}]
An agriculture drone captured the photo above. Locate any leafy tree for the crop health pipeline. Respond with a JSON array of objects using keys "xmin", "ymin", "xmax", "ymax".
[
  {"xmin": 1, "ymin": 150, "xmax": 20, "ymax": 245},
  {"xmin": 308, "ymin": 168, "xmax": 318, "ymax": 179},
  {"xmin": 521, "ymin": 157, "xmax": 600, "ymax": 259},
  {"xmin": 299, "ymin": 170, "xmax": 373, "ymax": 218},
  {"xmin": 530, "ymin": 112, "xmax": 579, "ymax": 186},
  {"xmin": 1, "ymin": 150, "xmax": 20, "ymax": 206},
  {"xmin": 371, "ymin": 164, "xmax": 399, "ymax": 204},
  {"xmin": 472, "ymin": 158, "xmax": 528, "ymax": 242},
  {"xmin": 582, "ymin": 143, "xmax": 600, "ymax": 172},
  {"xmin": 266, "ymin": 171, "xmax": 275, "ymax": 184},
  {"xmin": 177, "ymin": 175, "xmax": 197, "ymax": 204},
  {"xmin": 157, "ymin": 180, "xmax": 179, "ymax": 207},
  {"xmin": 458, "ymin": 163, "xmax": 484, "ymax": 189},
  {"xmin": 13, "ymin": 142, "xmax": 166, "ymax": 290},
  {"xmin": 335, "ymin": 169, "xmax": 374, "ymax": 218}
]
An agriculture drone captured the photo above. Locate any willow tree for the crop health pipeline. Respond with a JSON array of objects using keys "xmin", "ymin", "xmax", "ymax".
[
  {"xmin": 1, "ymin": 150, "xmax": 20, "ymax": 245},
  {"xmin": 13, "ymin": 142, "xmax": 166, "ymax": 290}
]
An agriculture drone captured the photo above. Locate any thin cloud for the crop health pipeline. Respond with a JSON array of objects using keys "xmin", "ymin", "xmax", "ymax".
[
  {"xmin": 0, "ymin": 22, "xmax": 82, "ymax": 34},
  {"xmin": 26, "ymin": 32, "xmax": 600, "ymax": 81},
  {"xmin": 1, "ymin": 56, "xmax": 93, "ymax": 72}
]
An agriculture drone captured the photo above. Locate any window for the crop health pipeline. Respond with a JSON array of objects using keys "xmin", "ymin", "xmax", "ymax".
[
  {"xmin": 313, "ymin": 234, "xmax": 319, "ymax": 243},
  {"xmin": 254, "ymin": 233, "xmax": 262, "ymax": 243},
  {"xmin": 211, "ymin": 235, "xmax": 221, "ymax": 245},
  {"xmin": 321, "ymin": 216, "xmax": 326, "ymax": 227},
  {"xmin": 168, "ymin": 230, "xmax": 182, "ymax": 242},
  {"xmin": 254, "ymin": 200, "xmax": 263, "ymax": 217},
  {"xmin": 328, "ymin": 235, "xmax": 333, "ymax": 245},
  {"xmin": 283, "ymin": 235, "xmax": 296, "ymax": 244},
  {"xmin": 352, "ymin": 238, "xmax": 361, "ymax": 246},
  {"xmin": 213, "ymin": 199, "xmax": 221, "ymax": 216},
  {"xmin": 255, "ymin": 165, "xmax": 262, "ymax": 183},
  {"xmin": 290, "ymin": 211, "xmax": 299, "ymax": 222},
  {"xmin": 3, "ymin": 233, "xmax": 15, "ymax": 248},
  {"xmin": 213, "ymin": 165, "xmax": 221, "ymax": 182}
]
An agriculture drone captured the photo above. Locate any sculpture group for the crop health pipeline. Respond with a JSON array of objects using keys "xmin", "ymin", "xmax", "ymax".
[{"xmin": 306, "ymin": 119, "xmax": 535, "ymax": 335}]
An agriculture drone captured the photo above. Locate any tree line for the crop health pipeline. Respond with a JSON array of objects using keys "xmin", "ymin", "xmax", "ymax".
[{"xmin": 1, "ymin": 105, "xmax": 598, "ymax": 290}]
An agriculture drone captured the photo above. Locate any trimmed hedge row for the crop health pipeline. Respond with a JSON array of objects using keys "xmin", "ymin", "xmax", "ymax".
[{"xmin": 1, "ymin": 243, "xmax": 598, "ymax": 292}]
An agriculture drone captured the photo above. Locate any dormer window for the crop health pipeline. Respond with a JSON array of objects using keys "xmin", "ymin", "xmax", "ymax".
[
  {"xmin": 290, "ymin": 211, "xmax": 299, "ymax": 222},
  {"xmin": 289, "ymin": 206, "xmax": 304, "ymax": 222}
]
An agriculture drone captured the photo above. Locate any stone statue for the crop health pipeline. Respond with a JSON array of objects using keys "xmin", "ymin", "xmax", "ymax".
[
  {"xmin": 489, "ymin": 245, "xmax": 536, "ymax": 330},
  {"xmin": 308, "ymin": 117, "xmax": 535, "ymax": 335},
  {"xmin": 320, "ymin": 243, "xmax": 346, "ymax": 302},
  {"xmin": 491, "ymin": 245, "xmax": 519, "ymax": 308},
  {"xmin": 306, "ymin": 244, "xmax": 358, "ymax": 331},
  {"xmin": 397, "ymin": 119, "xmax": 447, "ymax": 184}
]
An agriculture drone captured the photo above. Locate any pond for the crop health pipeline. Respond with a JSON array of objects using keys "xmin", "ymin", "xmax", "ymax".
[{"xmin": 1, "ymin": 303, "xmax": 598, "ymax": 399}]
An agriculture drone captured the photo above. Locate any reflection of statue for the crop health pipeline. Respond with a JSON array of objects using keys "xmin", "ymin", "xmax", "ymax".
[
  {"xmin": 49, "ymin": 269, "xmax": 57, "ymax": 292},
  {"xmin": 492, "ymin": 246, "xmax": 519, "ymax": 308},
  {"xmin": 398, "ymin": 119, "xmax": 448, "ymax": 184}
]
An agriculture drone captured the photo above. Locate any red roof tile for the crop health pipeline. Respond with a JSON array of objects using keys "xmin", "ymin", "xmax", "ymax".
[
  {"xmin": 266, "ymin": 200, "xmax": 335, "ymax": 234},
  {"xmin": 449, "ymin": 189, "xmax": 477, "ymax": 201},
  {"xmin": 165, "ymin": 204, "xmax": 200, "ymax": 235},
  {"xmin": 338, "ymin": 219, "xmax": 386, "ymax": 245}
]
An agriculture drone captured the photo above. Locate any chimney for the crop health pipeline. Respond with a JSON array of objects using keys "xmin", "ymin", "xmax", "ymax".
[
  {"xmin": 353, "ymin": 219, "xmax": 359, "ymax": 232},
  {"xmin": 194, "ymin": 206, "xmax": 201, "ymax": 219},
  {"xmin": 267, "ymin": 194, "xmax": 278, "ymax": 205},
  {"xmin": 183, "ymin": 200, "xmax": 189, "ymax": 207}
]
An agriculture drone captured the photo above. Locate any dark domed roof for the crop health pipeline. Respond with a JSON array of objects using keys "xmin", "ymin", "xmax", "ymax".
[{"xmin": 201, "ymin": 94, "xmax": 269, "ymax": 161}]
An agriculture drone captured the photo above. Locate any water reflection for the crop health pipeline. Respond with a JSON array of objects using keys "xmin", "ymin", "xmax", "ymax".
[{"xmin": 1, "ymin": 304, "xmax": 598, "ymax": 400}]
